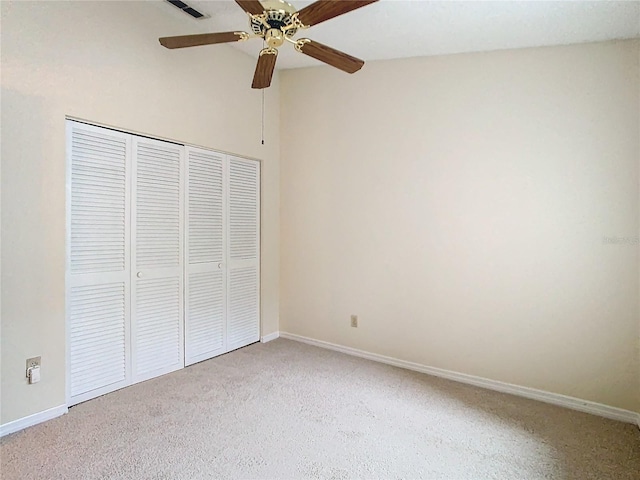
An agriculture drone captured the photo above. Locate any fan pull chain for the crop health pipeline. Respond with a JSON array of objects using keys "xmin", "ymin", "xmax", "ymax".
[{"xmin": 260, "ymin": 37, "xmax": 266, "ymax": 146}]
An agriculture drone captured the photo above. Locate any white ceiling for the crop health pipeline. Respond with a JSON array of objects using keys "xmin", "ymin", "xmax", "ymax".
[{"xmin": 154, "ymin": 0, "xmax": 640, "ymax": 70}]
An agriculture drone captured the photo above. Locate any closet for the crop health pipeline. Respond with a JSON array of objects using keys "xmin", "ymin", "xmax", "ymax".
[{"xmin": 66, "ymin": 120, "xmax": 260, "ymax": 406}]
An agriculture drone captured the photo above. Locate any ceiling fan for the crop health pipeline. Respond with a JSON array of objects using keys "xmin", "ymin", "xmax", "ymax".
[{"xmin": 159, "ymin": 0, "xmax": 379, "ymax": 89}]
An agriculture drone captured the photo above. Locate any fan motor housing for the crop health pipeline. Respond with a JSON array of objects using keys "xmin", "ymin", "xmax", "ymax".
[{"xmin": 250, "ymin": 1, "xmax": 298, "ymax": 39}]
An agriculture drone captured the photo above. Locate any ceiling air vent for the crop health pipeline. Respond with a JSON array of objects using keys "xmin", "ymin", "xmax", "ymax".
[{"xmin": 166, "ymin": 0, "xmax": 209, "ymax": 19}]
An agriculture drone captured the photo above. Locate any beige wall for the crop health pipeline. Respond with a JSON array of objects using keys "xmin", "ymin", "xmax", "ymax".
[
  {"xmin": 280, "ymin": 40, "xmax": 640, "ymax": 412},
  {"xmin": 1, "ymin": 1, "xmax": 638, "ymax": 427},
  {"xmin": 0, "ymin": 1, "xmax": 280, "ymax": 424}
]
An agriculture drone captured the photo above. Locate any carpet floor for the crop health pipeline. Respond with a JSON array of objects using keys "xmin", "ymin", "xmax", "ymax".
[{"xmin": 1, "ymin": 338, "xmax": 639, "ymax": 479}]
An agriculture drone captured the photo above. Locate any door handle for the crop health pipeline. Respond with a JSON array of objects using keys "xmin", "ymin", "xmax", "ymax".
[
  {"xmin": 137, "ymin": 272, "xmax": 143, "ymax": 278},
  {"xmin": 217, "ymin": 263, "xmax": 223, "ymax": 270}
]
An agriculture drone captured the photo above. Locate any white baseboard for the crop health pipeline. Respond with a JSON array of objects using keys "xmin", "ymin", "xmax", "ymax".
[
  {"xmin": 280, "ymin": 332, "xmax": 640, "ymax": 426},
  {"xmin": 261, "ymin": 331, "xmax": 280, "ymax": 343},
  {"xmin": 0, "ymin": 404, "xmax": 68, "ymax": 437}
]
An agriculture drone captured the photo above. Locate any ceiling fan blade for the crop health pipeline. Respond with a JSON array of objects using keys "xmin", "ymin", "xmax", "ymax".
[
  {"xmin": 252, "ymin": 48, "xmax": 278, "ymax": 89},
  {"xmin": 159, "ymin": 31, "xmax": 249, "ymax": 49},
  {"xmin": 296, "ymin": 39, "xmax": 364, "ymax": 74},
  {"xmin": 235, "ymin": 0, "xmax": 264, "ymax": 15},
  {"xmin": 296, "ymin": 0, "xmax": 378, "ymax": 27}
]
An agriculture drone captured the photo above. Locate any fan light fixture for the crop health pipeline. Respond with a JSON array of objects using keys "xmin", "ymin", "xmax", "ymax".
[{"xmin": 159, "ymin": 0, "xmax": 379, "ymax": 89}]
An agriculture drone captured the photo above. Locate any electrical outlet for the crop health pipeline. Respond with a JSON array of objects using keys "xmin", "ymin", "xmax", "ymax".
[
  {"xmin": 350, "ymin": 315, "xmax": 358, "ymax": 328},
  {"xmin": 26, "ymin": 356, "xmax": 41, "ymax": 378}
]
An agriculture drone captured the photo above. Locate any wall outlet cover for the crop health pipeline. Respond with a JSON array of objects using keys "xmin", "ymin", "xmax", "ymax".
[{"xmin": 26, "ymin": 356, "xmax": 41, "ymax": 377}]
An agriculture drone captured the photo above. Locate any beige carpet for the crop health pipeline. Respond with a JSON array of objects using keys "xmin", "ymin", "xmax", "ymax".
[{"xmin": 1, "ymin": 339, "xmax": 639, "ymax": 479}]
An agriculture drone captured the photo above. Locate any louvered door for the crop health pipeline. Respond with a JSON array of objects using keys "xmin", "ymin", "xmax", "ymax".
[
  {"xmin": 131, "ymin": 137, "xmax": 185, "ymax": 383},
  {"xmin": 68, "ymin": 121, "xmax": 260, "ymax": 402},
  {"xmin": 226, "ymin": 156, "xmax": 260, "ymax": 351},
  {"xmin": 184, "ymin": 147, "xmax": 226, "ymax": 365},
  {"xmin": 66, "ymin": 121, "xmax": 131, "ymax": 406}
]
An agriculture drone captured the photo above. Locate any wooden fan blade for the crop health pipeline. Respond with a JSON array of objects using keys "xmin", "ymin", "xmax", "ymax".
[
  {"xmin": 296, "ymin": 0, "xmax": 378, "ymax": 27},
  {"xmin": 235, "ymin": 0, "xmax": 264, "ymax": 15},
  {"xmin": 252, "ymin": 49, "xmax": 278, "ymax": 89},
  {"xmin": 297, "ymin": 39, "xmax": 364, "ymax": 74},
  {"xmin": 159, "ymin": 31, "xmax": 248, "ymax": 49}
]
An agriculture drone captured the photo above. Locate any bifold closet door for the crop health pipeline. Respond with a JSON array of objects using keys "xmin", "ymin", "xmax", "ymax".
[
  {"xmin": 68, "ymin": 121, "xmax": 258, "ymax": 402},
  {"xmin": 226, "ymin": 156, "xmax": 260, "ymax": 351},
  {"xmin": 184, "ymin": 147, "xmax": 226, "ymax": 365},
  {"xmin": 131, "ymin": 137, "xmax": 185, "ymax": 383},
  {"xmin": 66, "ymin": 121, "xmax": 131, "ymax": 406}
]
